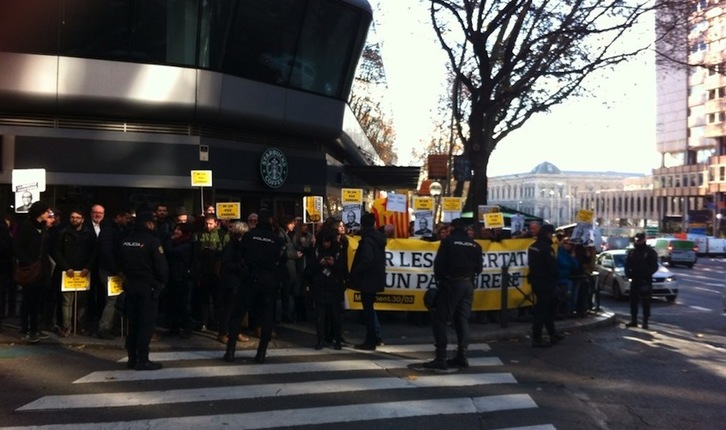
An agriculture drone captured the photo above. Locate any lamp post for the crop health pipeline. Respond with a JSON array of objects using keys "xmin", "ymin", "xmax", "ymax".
[
  {"xmin": 430, "ymin": 181, "xmax": 443, "ymax": 224},
  {"xmin": 549, "ymin": 189, "xmax": 555, "ymax": 225}
]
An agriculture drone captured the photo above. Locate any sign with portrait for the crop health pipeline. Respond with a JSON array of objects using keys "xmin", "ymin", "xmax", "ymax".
[{"xmin": 107, "ymin": 276, "xmax": 124, "ymax": 297}]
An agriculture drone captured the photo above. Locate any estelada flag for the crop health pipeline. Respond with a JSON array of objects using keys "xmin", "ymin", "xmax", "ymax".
[{"xmin": 371, "ymin": 197, "xmax": 409, "ymax": 238}]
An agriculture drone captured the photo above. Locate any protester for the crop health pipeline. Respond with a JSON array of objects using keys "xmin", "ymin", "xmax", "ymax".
[
  {"xmin": 164, "ymin": 222, "xmax": 195, "ymax": 339},
  {"xmin": 528, "ymin": 223, "xmax": 564, "ymax": 347},
  {"xmin": 13, "ymin": 202, "xmax": 52, "ymax": 343},
  {"xmin": 309, "ymin": 231, "xmax": 346, "ymax": 350},
  {"xmin": 349, "ymin": 212, "xmax": 386, "ymax": 351}
]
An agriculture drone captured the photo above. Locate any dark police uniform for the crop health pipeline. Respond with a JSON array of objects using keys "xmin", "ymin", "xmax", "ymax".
[
  {"xmin": 425, "ymin": 221, "xmax": 482, "ymax": 370},
  {"xmin": 527, "ymin": 225, "xmax": 563, "ymax": 347},
  {"xmin": 119, "ymin": 214, "xmax": 168, "ymax": 370},
  {"xmin": 224, "ymin": 210, "xmax": 285, "ymax": 363},
  {"xmin": 624, "ymin": 234, "xmax": 658, "ymax": 328}
]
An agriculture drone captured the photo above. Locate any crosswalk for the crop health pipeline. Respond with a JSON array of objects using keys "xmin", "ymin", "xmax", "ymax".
[{"xmin": 5, "ymin": 343, "xmax": 557, "ymax": 430}]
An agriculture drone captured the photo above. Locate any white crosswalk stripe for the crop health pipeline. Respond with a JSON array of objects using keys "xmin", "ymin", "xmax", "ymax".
[{"xmin": 7, "ymin": 343, "xmax": 556, "ymax": 430}]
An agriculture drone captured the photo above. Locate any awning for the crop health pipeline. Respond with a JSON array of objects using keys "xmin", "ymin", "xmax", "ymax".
[{"xmin": 344, "ymin": 165, "xmax": 421, "ymax": 190}]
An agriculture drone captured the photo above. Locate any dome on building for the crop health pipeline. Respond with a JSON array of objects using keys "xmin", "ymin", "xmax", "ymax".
[{"xmin": 530, "ymin": 161, "xmax": 561, "ymax": 174}]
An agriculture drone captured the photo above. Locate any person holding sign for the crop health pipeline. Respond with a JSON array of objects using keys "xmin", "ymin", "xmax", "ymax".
[
  {"xmin": 54, "ymin": 209, "xmax": 96, "ymax": 337},
  {"xmin": 119, "ymin": 211, "xmax": 168, "ymax": 371}
]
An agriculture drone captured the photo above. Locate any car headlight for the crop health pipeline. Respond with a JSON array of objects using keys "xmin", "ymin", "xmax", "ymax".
[{"xmin": 666, "ymin": 276, "xmax": 676, "ymax": 282}]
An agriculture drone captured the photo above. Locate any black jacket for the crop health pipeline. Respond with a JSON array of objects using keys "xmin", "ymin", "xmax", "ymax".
[
  {"xmin": 165, "ymin": 236, "xmax": 195, "ymax": 284},
  {"xmin": 349, "ymin": 227, "xmax": 387, "ymax": 293},
  {"xmin": 624, "ymin": 244, "xmax": 658, "ymax": 287},
  {"xmin": 119, "ymin": 227, "xmax": 168, "ymax": 287},
  {"xmin": 97, "ymin": 219, "xmax": 128, "ymax": 274},
  {"xmin": 433, "ymin": 227, "xmax": 482, "ymax": 282},
  {"xmin": 309, "ymin": 242, "xmax": 346, "ymax": 304},
  {"xmin": 527, "ymin": 234, "xmax": 559, "ymax": 291},
  {"xmin": 54, "ymin": 225, "xmax": 96, "ymax": 272},
  {"xmin": 241, "ymin": 222, "xmax": 286, "ymax": 287},
  {"xmin": 13, "ymin": 218, "xmax": 51, "ymax": 284}
]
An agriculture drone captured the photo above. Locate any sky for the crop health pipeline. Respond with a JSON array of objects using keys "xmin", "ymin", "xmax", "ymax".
[{"xmin": 370, "ymin": 1, "xmax": 660, "ymax": 177}]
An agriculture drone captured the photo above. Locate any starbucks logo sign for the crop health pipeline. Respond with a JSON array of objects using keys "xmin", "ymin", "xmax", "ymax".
[{"xmin": 260, "ymin": 148, "xmax": 288, "ymax": 189}]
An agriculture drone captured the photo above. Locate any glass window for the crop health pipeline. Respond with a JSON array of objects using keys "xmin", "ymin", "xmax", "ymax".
[
  {"xmin": 60, "ymin": 1, "xmax": 131, "ymax": 60},
  {"xmin": 0, "ymin": 0, "xmax": 58, "ymax": 54}
]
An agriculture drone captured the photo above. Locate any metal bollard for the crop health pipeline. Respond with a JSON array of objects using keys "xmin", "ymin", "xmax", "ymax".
[{"xmin": 500, "ymin": 265, "xmax": 509, "ymax": 328}]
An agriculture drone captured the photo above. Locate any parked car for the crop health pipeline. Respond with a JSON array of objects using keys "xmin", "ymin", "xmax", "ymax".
[
  {"xmin": 648, "ymin": 238, "xmax": 698, "ymax": 268},
  {"xmin": 595, "ymin": 249, "xmax": 678, "ymax": 302}
]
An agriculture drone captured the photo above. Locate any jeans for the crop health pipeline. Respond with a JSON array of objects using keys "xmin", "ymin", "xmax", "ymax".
[{"xmin": 360, "ymin": 292, "xmax": 380, "ymax": 344}]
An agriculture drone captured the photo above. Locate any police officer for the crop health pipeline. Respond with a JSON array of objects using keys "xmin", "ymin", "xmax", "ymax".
[
  {"xmin": 418, "ymin": 218, "xmax": 482, "ymax": 372},
  {"xmin": 224, "ymin": 208, "xmax": 285, "ymax": 363},
  {"xmin": 528, "ymin": 223, "xmax": 564, "ymax": 347},
  {"xmin": 624, "ymin": 232, "xmax": 658, "ymax": 329},
  {"xmin": 119, "ymin": 211, "xmax": 168, "ymax": 370}
]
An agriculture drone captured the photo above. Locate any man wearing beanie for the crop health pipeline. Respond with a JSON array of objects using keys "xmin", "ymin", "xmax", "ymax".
[
  {"xmin": 349, "ymin": 212, "xmax": 387, "ymax": 350},
  {"xmin": 13, "ymin": 201, "xmax": 52, "ymax": 343}
]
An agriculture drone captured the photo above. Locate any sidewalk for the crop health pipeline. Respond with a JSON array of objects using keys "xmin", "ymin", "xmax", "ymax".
[{"xmin": 0, "ymin": 309, "xmax": 616, "ymax": 352}]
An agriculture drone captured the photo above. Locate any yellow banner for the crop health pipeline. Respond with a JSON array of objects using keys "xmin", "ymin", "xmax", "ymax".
[
  {"xmin": 304, "ymin": 196, "xmax": 323, "ymax": 223},
  {"xmin": 107, "ymin": 276, "xmax": 124, "ymax": 297},
  {"xmin": 344, "ymin": 237, "xmax": 534, "ymax": 311},
  {"xmin": 61, "ymin": 272, "xmax": 91, "ymax": 292}
]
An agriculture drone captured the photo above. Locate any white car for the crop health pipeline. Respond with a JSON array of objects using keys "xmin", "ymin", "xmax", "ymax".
[{"xmin": 595, "ymin": 249, "xmax": 678, "ymax": 302}]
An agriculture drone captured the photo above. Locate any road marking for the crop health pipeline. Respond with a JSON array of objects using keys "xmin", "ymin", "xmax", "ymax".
[
  {"xmin": 688, "ymin": 305, "xmax": 714, "ymax": 312},
  {"xmin": 5, "ymin": 394, "xmax": 537, "ymax": 429},
  {"xmin": 19, "ymin": 372, "xmax": 517, "ymax": 410},
  {"xmin": 116, "ymin": 342, "xmax": 492, "ymax": 363},
  {"xmin": 76, "ymin": 356, "xmax": 503, "ymax": 384}
]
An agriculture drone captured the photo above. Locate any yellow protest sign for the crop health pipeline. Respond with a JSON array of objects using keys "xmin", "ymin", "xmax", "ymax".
[
  {"xmin": 61, "ymin": 272, "xmax": 91, "ymax": 292},
  {"xmin": 341, "ymin": 188, "xmax": 363, "ymax": 204},
  {"xmin": 484, "ymin": 212, "xmax": 505, "ymax": 229},
  {"xmin": 304, "ymin": 196, "xmax": 323, "ymax": 223},
  {"xmin": 413, "ymin": 197, "xmax": 434, "ymax": 211},
  {"xmin": 216, "ymin": 202, "xmax": 240, "ymax": 220},
  {"xmin": 577, "ymin": 209, "xmax": 594, "ymax": 223},
  {"xmin": 107, "ymin": 276, "xmax": 124, "ymax": 297},
  {"xmin": 190, "ymin": 170, "xmax": 213, "ymax": 187},
  {"xmin": 441, "ymin": 197, "xmax": 463, "ymax": 212}
]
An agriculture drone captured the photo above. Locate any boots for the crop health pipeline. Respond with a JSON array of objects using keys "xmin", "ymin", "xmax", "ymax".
[
  {"xmin": 421, "ymin": 348, "xmax": 448, "ymax": 372},
  {"xmin": 446, "ymin": 347, "xmax": 468, "ymax": 368},
  {"xmin": 642, "ymin": 318, "xmax": 649, "ymax": 330},
  {"xmin": 255, "ymin": 341, "xmax": 268, "ymax": 364},
  {"xmin": 223, "ymin": 338, "xmax": 236, "ymax": 362}
]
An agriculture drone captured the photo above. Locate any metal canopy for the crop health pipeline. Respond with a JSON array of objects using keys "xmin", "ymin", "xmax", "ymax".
[{"xmin": 345, "ymin": 165, "xmax": 421, "ymax": 190}]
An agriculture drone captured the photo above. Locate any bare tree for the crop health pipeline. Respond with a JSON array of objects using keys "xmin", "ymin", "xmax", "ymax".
[{"xmin": 430, "ymin": 0, "xmax": 655, "ymax": 213}]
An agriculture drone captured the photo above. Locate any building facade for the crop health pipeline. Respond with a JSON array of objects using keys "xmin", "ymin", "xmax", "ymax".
[
  {"xmin": 0, "ymin": 0, "xmax": 391, "ymax": 219},
  {"xmin": 487, "ymin": 162, "xmax": 654, "ymax": 234},
  {"xmin": 653, "ymin": 0, "xmax": 726, "ymax": 235}
]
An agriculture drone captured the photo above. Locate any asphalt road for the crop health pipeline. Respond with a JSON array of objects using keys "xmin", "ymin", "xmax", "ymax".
[{"xmin": 0, "ymin": 258, "xmax": 724, "ymax": 429}]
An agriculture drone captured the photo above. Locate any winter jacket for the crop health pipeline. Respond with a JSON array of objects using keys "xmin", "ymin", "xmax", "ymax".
[{"xmin": 349, "ymin": 227, "xmax": 386, "ymax": 293}]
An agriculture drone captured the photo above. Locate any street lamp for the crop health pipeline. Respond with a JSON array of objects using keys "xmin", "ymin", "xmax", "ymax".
[
  {"xmin": 549, "ymin": 189, "xmax": 555, "ymax": 226},
  {"xmin": 717, "ymin": 213, "xmax": 723, "ymax": 238},
  {"xmin": 429, "ymin": 181, "xmax": 442, "ymax": 223}
]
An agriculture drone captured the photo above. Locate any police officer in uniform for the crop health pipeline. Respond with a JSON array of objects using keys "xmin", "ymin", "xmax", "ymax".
[
  {"xmin": 224, "ymin": 208, "xmax": 285, "ymax": 363},
  {"xmin": 119, "ymin": 211, "xmax": 168, "ymax": 370},
  {"xmin": 418, "ymin": 218, "xmax": 482, "ymax": 372},
  {"xmin": 528, "ymin": 223, "xmax": 565, "ymax": 347},
  {"xmin": 624, "ymin": 232, "xmax": 658, "ymax": 329}
]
